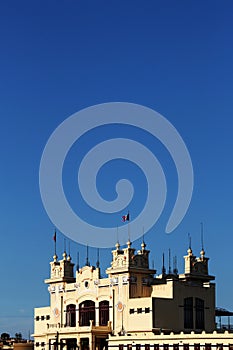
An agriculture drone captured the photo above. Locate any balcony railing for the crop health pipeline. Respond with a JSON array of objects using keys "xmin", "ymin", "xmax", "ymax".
[{"xmin": 46, "ymin": 320, "xmax": 112, "ymax": 332}]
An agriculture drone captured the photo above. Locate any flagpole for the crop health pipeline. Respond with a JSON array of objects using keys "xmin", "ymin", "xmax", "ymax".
[
  {"xmin": 128, "ymin": 211, "xmax": 130, "ymax": 242},
  {"xmin": 53, "ymin": 229, "xmax": 57, "ymax": 257}
]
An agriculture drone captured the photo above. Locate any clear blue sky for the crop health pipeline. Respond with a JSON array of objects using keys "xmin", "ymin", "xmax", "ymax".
[{"xmin": 0, "ymin": 0, "xmax": 233, "ymax": 338}]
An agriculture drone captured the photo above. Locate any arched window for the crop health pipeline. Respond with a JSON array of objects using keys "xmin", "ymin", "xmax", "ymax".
[
  {"xmin": 99, "ymin": 300, "xmax": 109, "ymax": 326},
  {"xmin": 79, "ymin": 300, "xmax": 95, "ymax": 326},
  {"xmin": 66, "ymin": 304, "xmax": 76, "ymax": 327}
]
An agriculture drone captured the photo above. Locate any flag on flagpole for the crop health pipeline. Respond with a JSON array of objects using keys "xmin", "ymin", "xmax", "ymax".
[
  {"xmin": 53, "ymin": 230, "xmax": 56, "ymax": 242},
  {"xmin": 122, "ymin": 212, "xmax": 130, "ymax": 222}
]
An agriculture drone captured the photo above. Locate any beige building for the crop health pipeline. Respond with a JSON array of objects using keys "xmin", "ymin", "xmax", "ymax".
[{"xmin": 33, "ymin": 240, "xmax": 233, "ymax": 350}]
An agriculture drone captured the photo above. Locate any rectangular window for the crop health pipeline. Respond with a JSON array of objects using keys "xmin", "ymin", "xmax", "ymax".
[
  {"xmin": 195, "ymin": 298, "xmax": 204, "ymax": 330},
  {"xmin": 127, "ymin": 345, "xmax": 132, "ymax": 350},
  {"xmin": 145, "ymin": 307, "xmax": 150, "ymax": 313},
  {"xmin": 205, "ymin": 345, "xmax": 211, "ymax": 350},
  {"xmin": 154, "ymin": 345, "xmax": 159, "ymax": 350},
  {"xmin": 36, "ymin": 316, "xmax": 40, "ymax": 321},
  {"xmin": 163, "ymin": 345, "xmax": 169, "ymax": 350},
  {"xmin": 194, "ymin": 344, "xmax": 200, "ymax": 350},
  {"xmin": 184, "ymin": 297, "xmax": 193, "ymax": 329},
  {"xmin": 137, "ymin": 308, "xmax": 142, "ymax": 314},
  {"xmin": 145, "ymin": 345, "xmax": 150, "ymax": 350},
  {"xmin": 136, "ymin": 345, "xmax": 141, "ymax": 350},
  {"xmin": 119, "ymin": 346, "xmax": 124, "ymax": 350},
  {"xmin": 183, "ymin": 345, "xmax": 189, "ymax": 350},
  {"xmin": 129, "ymin": 309, "xmax": 135, "ymax": 314},
  {"xmin": 173, "ymin": 345, "xmax": 179, "ymax": 350}
]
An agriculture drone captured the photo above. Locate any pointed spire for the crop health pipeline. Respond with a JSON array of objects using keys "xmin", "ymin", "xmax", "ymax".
[
  {"xmin": 53, "ymin": 229, "xmax": 57, "ymax": 261},
  {"xmin": 86, "ymin": 245, "xmax": 90, "ymax": 266},
  {"xmin": 168, "ymin": 248, "xmax": 171, "ymax": 274},
  {"xmin": 96, "ymin": 248, "xmax": 100, "ymax": 268},
  {"xmin": 76, "ymin": 251, "xmax": 79, "ymax": 271},
  {"xmin": 200, "ymin": 222, "xmax": 205, "ymax": 258},
  {"xmin": 162, "ymin": 252, "xmax": 166, "ymax": 276},
  {"xmin": 173, "ymin": 256, "xmax": 178, "ymax": 275}
]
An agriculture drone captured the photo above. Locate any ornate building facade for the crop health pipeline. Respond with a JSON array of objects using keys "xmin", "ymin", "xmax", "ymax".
[{"xmin": 33, "ymin": 240, "xmax": 233, "ymax": 350}]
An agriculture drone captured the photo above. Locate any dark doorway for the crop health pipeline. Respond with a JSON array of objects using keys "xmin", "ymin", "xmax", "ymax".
[
  {"xmin": 95, "ymin": 337, "xmax": 108, "ymax": 350},
  {"xmin": 80, "ymin": 338, "xmax": 89, "ymax": 350}
]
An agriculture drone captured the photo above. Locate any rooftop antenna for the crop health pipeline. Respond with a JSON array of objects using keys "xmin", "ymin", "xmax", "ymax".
[
  {"xmin": 96, "ymin": 248, "xmax": 100, "ymax": 268},
  {"xmin": 188, "ymin": 233, "xmax": 192, "ymax": 249},
  {"xmin": 86, "ymin": 244, "xmax": 90, "ymax": 266},
  {"xmin": 168, "ymin": 248, "xmax": 172, "ymax": 274},
  {"xmin": 201, "ymin": 222, "xmax": 204, "ymax": 250},
  {"xmin": 162, "ymin": 252, "xmax": 166, "ymax": 276},
  {"xmin": 173, "ymin": 255, "xmax": 178, "ymax": 275},
  {"xmin": 68, "ymin": 240, "xmax": 71, "ymax": 260},
  {"xmin": 200, "ymin": 222, "xmax": 205, "ymax": 258}
]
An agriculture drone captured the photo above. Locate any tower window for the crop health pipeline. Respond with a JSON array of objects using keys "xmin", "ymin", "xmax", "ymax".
[
  {"xmin": 99, "ymin": 300, "xmax": 109, "ymax": 326},
  {"xmin": 195, "ymin": 298, "xmax": 204, "ymax": 330},
  {"xmin": 184, "ymin": 297, "xmax": 193, "ymax": 329}
]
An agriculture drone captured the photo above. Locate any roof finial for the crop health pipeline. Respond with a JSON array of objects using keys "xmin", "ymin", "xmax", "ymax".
[
  {"xmin": 115, "ymin": 226, "xmax": 120, "ymax": 250},
  {"xmin": 188, "ymin": 233, "xmax": 193, "ymax": 255},
  {"xmin": 63, "ymin": 238, "xmax": 67, "ymax": 260},
  {"xmin": 67, "ymin": 241, "xmax": 71, "ymax": 261},
  {"xmin": 141, "ymin": 230, "xmax": 146, "ymax": 251}
]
